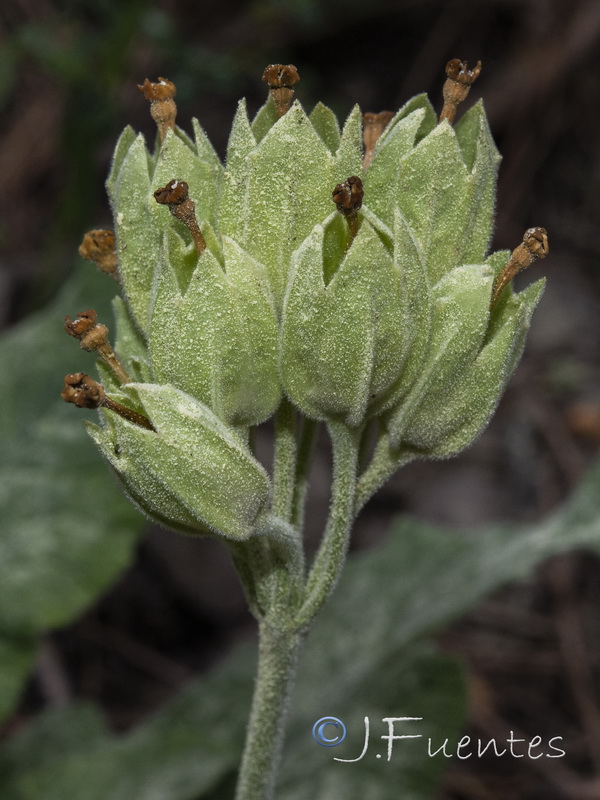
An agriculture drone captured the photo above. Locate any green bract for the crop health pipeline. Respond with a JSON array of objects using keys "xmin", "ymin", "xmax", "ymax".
[
  {"xmin": 85, "ymin": 87, "xmax": 543, "ymax": 540},
  {"xmin": 87, "ymin": 384, "xmax": 271, "ymax": 539}
]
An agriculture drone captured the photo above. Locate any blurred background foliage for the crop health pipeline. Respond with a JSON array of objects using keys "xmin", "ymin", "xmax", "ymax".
[{"xmin": 2, "ymin": 0, "xmax": 600, "ymax": 798}]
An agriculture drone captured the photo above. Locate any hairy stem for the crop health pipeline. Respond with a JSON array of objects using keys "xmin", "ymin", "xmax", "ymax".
[
  {"xmin": 234, "ymin": 421, "xmax": 360, "ymax": 798},
  {"xmin": 294, "ymin": 421, "xmax": 359, "ymax": 627},
  {"xmin": 272, "ymin": 398, "xmax": 297, "ymax": 522},
  {"xmin": 291, "ymin": 417, "xmax": 318, "ymax": 532},
  {"xmin": 354, "ymin": 432, "xmax": 414, "ymax": 515},
  {"xmin": 235, "ymin": 623, "xmax": 305, "ymax": 800},
  {"xmin": 229, "ymin": 538, "xmax": 280, "ymax": 620},
  {"xmin": 270, "ymin": 400, "xmax": 306, "ymax": 613}
]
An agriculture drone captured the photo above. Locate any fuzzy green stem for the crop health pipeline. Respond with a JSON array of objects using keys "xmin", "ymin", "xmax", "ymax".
[
  {"xmin": 229, "ymin": 539, "xmax": 276, "ymax": 620},
  {"xmin": 230, "ymin": 516, "xmax": 304, "ymax": 623},
  {"xmin": 269, "ymin": 402, "xmax": 306, "ymax": 614},
  {"xmin": 357, "ymin": 418, "xmax": 378, "ymax": 474},
  {"xmin": 354, "ymin": 432, "xmax": 414, "ymax": 515},
  {"xmin": 272, "ymin": 398, "xmax": 297, "ymax": 522},
  {"xmin": 291, "ymin": 417, "xmax": 318, "ymax": 532},
  {"xmin": 294, "ymin": 422, "xmax": 359, "ymax": 627},
  {"xmin": 263, "ymin": 520, "xmax": 305, "ymax": 622},
  {"xmin": 234, "ymin": 422, "xmax": 359, "ymax": 798},
  {"xmin": 235, "ymin": 623, "xmax": 305, "ymax": 800}
]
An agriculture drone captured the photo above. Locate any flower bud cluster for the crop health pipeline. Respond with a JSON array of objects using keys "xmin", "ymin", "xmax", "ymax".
[{"xmin": 64, "ymin": 64, "xmax": 547, "ymax": 539}]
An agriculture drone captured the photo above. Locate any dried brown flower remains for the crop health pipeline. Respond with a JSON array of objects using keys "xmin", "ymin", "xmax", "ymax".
[
  {"xmin": 440, "ymin": 59, "xmax": 482, "ymax": 124},
  {"xmin": 262, "ymin": 64, "xmax": 300, "ymax": 118},
  {"xmin": 61, "ymin": 373, "xmax": 154, "ymax": 429},
  {"xmin": 491, "ymin": 227, "xmax": 550, "ymax": 308},
  {"xmin": 154, "ymin": 179, "xmax": 206, "ymax": 255},
  {"xmin": 138, "ymin": 77, "xmax": 177, "ymax": 141},
  {"xmin": 332, "ymin": 175, "xmax": 364, "ymax": 246},
  {"xmin": 64, "ymin": 309, "xmax": 131, "ymax": 384},
  {"xmin": 78, "ymin": 229, "xmax": 119, "ymax": 279}
]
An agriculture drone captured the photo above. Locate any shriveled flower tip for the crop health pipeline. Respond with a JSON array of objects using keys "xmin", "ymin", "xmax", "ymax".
[
  {"xmin": 445, "ymin": 58, "xmax": 482, "ymax": 86},
  {"xmin": 262, "ymin": 64, "xmax": 300, "ymax": 89},
  {"xmin": 490, "ymin": 226, "xmax": 550, "ymax": 309},
  {"xmin": 523, "ymin": 227, "xmax": 549, "ymax": 259},
  {"xmin": 61, "ymin": 373, "xmax": 105, "ymax": 409},
  {"xmin": 154, "ymin": 179, "xmax": 189, "ymax": 206},
  {"xmin": 78, "ymin": 230, "xmax": 115, "ymax": 261},
  {"xmin": 65, "ymin": 309, "xmax": 97, "ymax": 339},
  {"xmin": 363, "ymin": 111, "xmax": 395, "ymax": 168},
  {"xmin": 332, "ymin": 176, "xmax": 364, "ymax": 215},
  {"xmin": 363, "ymin": 111, "xmax": 394, "ymax": 130},
  {"xmin": 137, "ymin": 77, "xmax": 176, "ymax": 101}
]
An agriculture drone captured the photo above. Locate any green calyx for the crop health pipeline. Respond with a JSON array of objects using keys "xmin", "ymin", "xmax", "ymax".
[{"xmin": 87, "ymin": 384, "xmax": 271, "ymax": 539}]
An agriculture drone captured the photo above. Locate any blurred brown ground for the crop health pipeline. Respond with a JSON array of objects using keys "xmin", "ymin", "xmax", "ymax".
[{"xmin": 2, "ymin": 1, "xmax": 600, "ymax": 797}]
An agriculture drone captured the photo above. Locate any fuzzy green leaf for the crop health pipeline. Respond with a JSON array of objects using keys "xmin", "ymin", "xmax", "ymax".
[
  {"xmin": 192, "ymin": 117, "xmax": 223, "ymax": 176},
  {"xmin": 281, "ymin": 222, "xmax": 369, "ymax": 424},
  {"xmin": 363, "ymin": 108, "xmax": 427, "ymax": 226},
  {"xmin": 393, "ymin": 122, "xmax": 474, "ymax": 284},
  {"xmin": 333, "ymin": 104, "xmax": 363, "ymax": 181},
  {"xmin": 251, "ymin": 96, "xmax": 279, "ymax": 142},
  {"xmin": 381, "ymin": 211, "xmax": 432, "ymax": 409},
  {"xmin": 281, "ymin": 219, "xmax": 403, "ymax": 425},
  {"xmin": 356, "ymin": 225, "xmax": 405, "ymax": 405},
  {"xmin": 149, "ymin": 243, "xmax": 214, "ymax": 407},
  {"xmin": 216, "ymin": 237, "xmax": 281, "ymax": 424},
  {"xmin": 149, "ymin": 238, "xmax": 280, "ymax": 427},
  {"xmin": 88, "ymin": 420, "xmax": 211, "ymax": 536},
  {"xmin": 387, "ymin": 263, "xmax": 494, "ymax": 448},
  {"xmin": 502, "ymin": 280, "xmax": 546, "ymax": 377},
  {"xmin": 152, "ymin": 128, "xmax": 219, "ymax": 226},
  {"xmin": 218, "ymin": 99, "xmax": 257, "ymax": 243},
  {"xmin": 309, "ymin": 102, "xmax": 341, "ymax": 153},
  {"xmin": 219, "ymin": 102, "xmax": 335, "ymax": 309},
  {"xmin": 454, "ymin": 101, "xmax": 501, "ymax": 264},
  {"xmin": 112, "ymin": 133, "xmax": 158, "ymax": 331},
  {"xmin": 106, "ymin": 124, "xmax": 136, "ymax": 207},
  {"xmin": 375, "ymin": 93, "xmax": 437, "ymax": 153},
  {"xmin": 111, "ymin": 295, "xmax": 151, "ymax": 382},
  {"xmin": 405, "ymin": 279, "xmax": 545, "ymax": 456}
]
